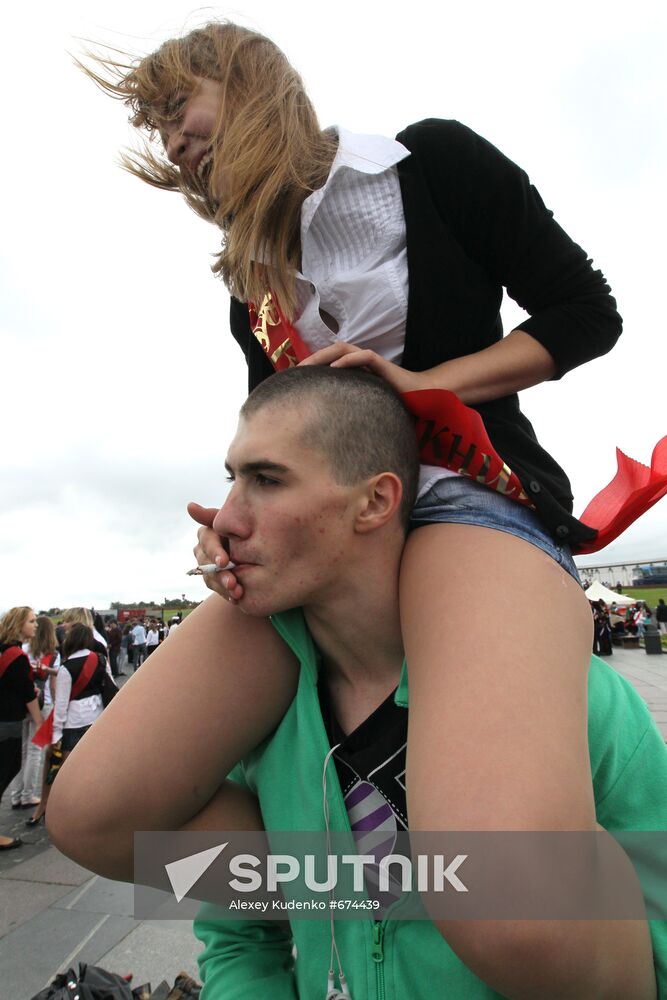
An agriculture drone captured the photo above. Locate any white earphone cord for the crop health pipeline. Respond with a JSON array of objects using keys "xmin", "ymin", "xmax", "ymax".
[{"xmin": 322, "ymin": 743, "xmax": 351, "ymax": 999}]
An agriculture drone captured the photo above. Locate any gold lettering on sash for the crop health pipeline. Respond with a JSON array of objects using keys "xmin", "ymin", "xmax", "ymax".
[
  {"xmin": 473, "ymin": 455, "xmax": 529, "ymax": 503},
  {"xmin": 271, "ymin": 339, "xmax": 299, "ymax": 368},
  {"xmin": 475, "ymin": 454, "xmax": 493, "ymax": 484},
  {"xmin": 486, "ymin": 463, "xmax": 512, "ymax": 494},
  {"xmin": 486, "ymin": 462, "xmax": 518, "ymax": 497},
  {"xmin": 253, "ymin": 293, "xmax": 280, "ymax": 353}
]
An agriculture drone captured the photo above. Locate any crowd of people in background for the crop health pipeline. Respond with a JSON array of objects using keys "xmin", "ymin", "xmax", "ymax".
[
  {"xmin": 2, "ymin": 595, "xmax": 664, "ymax": 853},
  {"xmin": 0, "ymin": 605, "xmax": 183, "ymax": 850},
  {"xmin": 108, "ymin": 615, "xmax": 181, "ymax": 675},
  {"xmin": 588, "ymin": 598, "xmax": 665, "ymax": 656}
]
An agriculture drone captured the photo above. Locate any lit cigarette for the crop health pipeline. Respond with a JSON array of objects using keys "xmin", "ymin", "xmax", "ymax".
[{"xmin": 186, "ymin": 562, "xmax": 235, "ymax": 576}]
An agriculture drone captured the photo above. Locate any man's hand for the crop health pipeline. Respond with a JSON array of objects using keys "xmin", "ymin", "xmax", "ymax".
[{"xmin": 187, "ymin": 502, "xmax": 244, "ymax": 603}]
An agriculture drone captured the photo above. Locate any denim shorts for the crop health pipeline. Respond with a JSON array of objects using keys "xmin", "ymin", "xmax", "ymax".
[{"xmin": 409, "ymin": 476, "xmax": 581, "ymax": 585}]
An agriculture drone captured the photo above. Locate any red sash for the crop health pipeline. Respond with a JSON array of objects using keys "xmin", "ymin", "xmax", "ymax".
[
  {"xmin": 248, "ymin": 294, "xmax": 311, "ymax": 370},
  {"xmin": 248, "ymin": 294, "xmax": 667, "ymax": 555},
  {"xmin": 0, "ymin": 646, "xmax": 25, "ymax": 680},
  {"xmin": 32, "ymin": 652, "xmax": 99, "ymax": 748}
]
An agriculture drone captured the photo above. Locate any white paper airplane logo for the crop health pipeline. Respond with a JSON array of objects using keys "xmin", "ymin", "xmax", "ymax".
[{"xmin": 165, "ymin": 842, "xmax": 228, "ymax": 903}]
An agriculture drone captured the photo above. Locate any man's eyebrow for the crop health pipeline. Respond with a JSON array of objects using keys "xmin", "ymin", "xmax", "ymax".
[{"xmin": 224, "ymin": 459, "xmax": 291, "ymax": 476}]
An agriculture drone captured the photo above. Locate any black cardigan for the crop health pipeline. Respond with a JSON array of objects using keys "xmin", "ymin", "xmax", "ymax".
[{"xmin": 229, "ymin": 120, "xmax": 621, "ymax": 548}]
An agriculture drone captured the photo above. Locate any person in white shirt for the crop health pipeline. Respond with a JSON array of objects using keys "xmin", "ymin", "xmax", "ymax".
[
  {"xmin": 131, "ymin": 621, "xmax": 147, "ymax": 668},
  {"xmin": 145, "ymin": 622, "xmax": 160, "ymax": 658}
]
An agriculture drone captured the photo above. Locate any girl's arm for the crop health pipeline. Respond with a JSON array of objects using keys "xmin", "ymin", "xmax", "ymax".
[{"xmin": 299, "ymin": 329, "xmax": 556, "ymax": 405}]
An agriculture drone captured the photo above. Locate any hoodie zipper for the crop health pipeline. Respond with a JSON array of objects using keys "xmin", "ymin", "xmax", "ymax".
[
  {"xmin": 317, "ymin": 701, "xmax": 389, "ymax": 1000},
  {"xmin": 372, "ymin": 921, "xmax": 386, "ymax": 999}
]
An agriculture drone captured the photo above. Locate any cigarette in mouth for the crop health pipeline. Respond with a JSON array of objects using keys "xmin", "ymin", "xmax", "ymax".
[{"xmin": 186, "ymin": 562, "xmax": 235, "ymax": 576}]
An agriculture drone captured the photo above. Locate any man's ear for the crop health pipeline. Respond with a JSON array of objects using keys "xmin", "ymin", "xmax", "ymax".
[{"xmin": 354, "ymin": 473, "xmax": 403, "ymax": 534}]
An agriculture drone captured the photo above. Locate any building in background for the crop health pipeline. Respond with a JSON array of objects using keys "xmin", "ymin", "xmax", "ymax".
[{"xmin": 575, "ymin": 558, "xmax": 667, "ymax": 589}]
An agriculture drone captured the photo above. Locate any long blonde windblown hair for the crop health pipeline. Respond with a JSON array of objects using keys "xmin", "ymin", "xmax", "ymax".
[
  {"xmin": 0, "ymin": 607, "xmax": 33, "ymax": 646},
  {"xmin": 78, "ymin": 21, "xmax": 337, "ymax": 319}
]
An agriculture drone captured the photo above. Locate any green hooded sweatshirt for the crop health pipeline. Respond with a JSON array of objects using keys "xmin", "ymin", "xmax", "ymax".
[{"xmin": 195, "ymin": 609, "xmax": 667, "ymax": 998}]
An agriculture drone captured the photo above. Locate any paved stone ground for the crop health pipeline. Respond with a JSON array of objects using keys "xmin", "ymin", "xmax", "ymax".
[
  {"xmin": 1, "ymin": 645, "xmax": 665, "ymax": 999},
  {"xmin": 604, "ymin": 642, "xmax": 667, "ymax": 739},
  {"xmin": 0, "ymin": 671, "xmax": 202, "ymax": 1000},
  {"xmin": 0, "ymin": 838, "xmax": 202, "ymax": 999}
]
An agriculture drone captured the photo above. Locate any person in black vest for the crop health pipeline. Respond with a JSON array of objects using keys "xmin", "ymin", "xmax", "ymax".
[
  {"xmin": 53, "ymin": 624, "xmax": 106, "ymax": 757},
  {"xmin": 80, "ymin": 23, "xmax": 618, "ymax": 866}
]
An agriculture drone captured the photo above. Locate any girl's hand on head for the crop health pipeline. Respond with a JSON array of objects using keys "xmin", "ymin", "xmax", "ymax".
[
  {"xmin": 187, "ymin": 502, "xmax": 244, "ymax": 604},
  {"xmin": 298, "ymin": 342, "xmax": 433, "ymax": 395}
]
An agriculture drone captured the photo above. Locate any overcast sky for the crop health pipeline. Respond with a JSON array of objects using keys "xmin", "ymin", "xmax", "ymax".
[{"xmin": 2, "ymin": 0, "xmax": 666, "ymax": 612}]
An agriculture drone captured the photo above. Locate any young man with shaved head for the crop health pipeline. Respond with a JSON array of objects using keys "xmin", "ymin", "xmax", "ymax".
[{"xmin": 50, "ymin": 368, "xmax": 666, "ymax": 999}]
